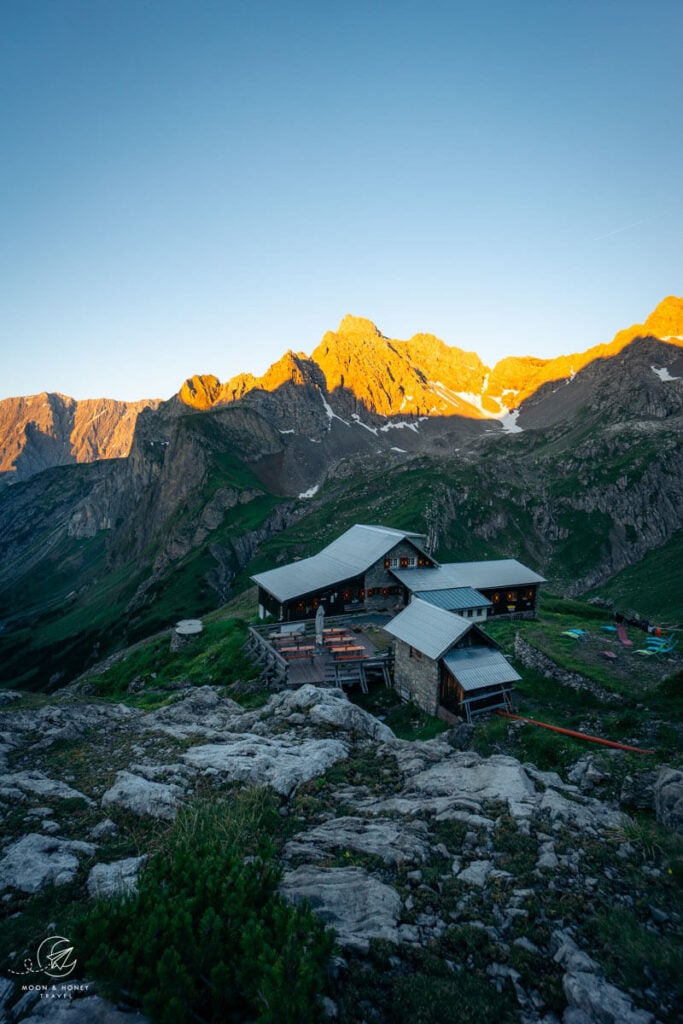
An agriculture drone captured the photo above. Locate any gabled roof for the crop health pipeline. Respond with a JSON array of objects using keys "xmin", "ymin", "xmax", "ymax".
[
  {"xmin": 414, "ymin": 587, "xmax": 492, "ymax": 612},
  {"xmin": 251, "ymin": 524, "xmax": 428, "ymax": 603},
  {"xmin": 392, "ymin": 558, "xmax": 546, "ymax": 593},
  {"xmin": 442, "ymin": 647, "xmax": 521, "ymax": 692},
  {"xmin": 383, "ymin": 598, "xmax": 473, "ymax": 660}
]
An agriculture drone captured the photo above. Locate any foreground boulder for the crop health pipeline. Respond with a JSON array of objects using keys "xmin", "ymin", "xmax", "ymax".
[
  {"xmin": 101, "ymin": 771, "xmax": 182, "ymax": 820},
  {"xmin": 284, "ymin": 815, "xmax": 431, "ymax": 865},
  {"xmin": 0, "ymin": 834, "xmax": 96, "ymax": 893},
  {"xmin": 87, "ymin": 856, "xmax": 147, "ymax": 899},
  {"xmin": 182, "ymin": 735, "xmax": 348, "ymax": 796}
]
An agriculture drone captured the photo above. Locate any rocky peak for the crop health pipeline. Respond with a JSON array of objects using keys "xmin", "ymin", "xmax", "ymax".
[
  {"xmin": 178, "ymin": 374, "xmax": 224, "ymax": 409},
  {"xmin": 336, "ymin": 314, "xmax": 384, "ymax": 340},
  {"xmin": 644, "ymin": 294, "xmax": 683, "ymax": 338}
]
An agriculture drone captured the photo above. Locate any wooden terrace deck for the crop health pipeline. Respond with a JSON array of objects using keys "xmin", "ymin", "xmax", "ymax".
[{"xmin": 246, "ymin": 616, "xmax": 393, "ymax": 692}]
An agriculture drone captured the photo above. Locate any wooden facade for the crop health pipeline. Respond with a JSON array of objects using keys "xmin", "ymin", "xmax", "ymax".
[{"xmin": 479, "ymin": 584, "xmax": 540, "ymax": 618}]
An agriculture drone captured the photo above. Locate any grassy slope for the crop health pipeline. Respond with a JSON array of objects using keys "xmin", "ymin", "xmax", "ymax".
[
  {"xmin": 0, "ymin": 447, "xmax": 281, "ymax": 690},
  {"xmin": 2, "ymin": 408, "xmax": 680, "ymax": 690},
  {"xmin": 586, "ymin": 529, "xmax": 683, "ymax": 624}
]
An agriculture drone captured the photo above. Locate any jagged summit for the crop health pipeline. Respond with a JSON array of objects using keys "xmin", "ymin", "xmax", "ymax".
[
  {"xmin": 170, "ymin": 296, "xmax": 683, "ymax": 425},
  {"xmin": 644, "ymin": 295, "xmax": 683, "ymax": 338},
  {"xmin": 2, "ymin": 297, "xmax": 681, "ymax": 485},
  {"xmin": 336, "ymin": 314, "xmax": 384, "ymax": 340}
]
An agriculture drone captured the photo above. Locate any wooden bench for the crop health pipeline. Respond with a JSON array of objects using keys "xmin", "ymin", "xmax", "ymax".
[{"xmin": 281, "ymin": 645, "xmax": 316, "ymax": 661}]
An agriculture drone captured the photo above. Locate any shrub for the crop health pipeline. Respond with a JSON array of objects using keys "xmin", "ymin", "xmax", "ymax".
[{"xmin": 74, "ymin": 790, "xmax": 334, "ymax": 1023}]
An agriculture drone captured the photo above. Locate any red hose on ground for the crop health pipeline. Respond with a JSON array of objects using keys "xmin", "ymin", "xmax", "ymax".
[{"xmin": 495, "ymin": 710, "xmax": 656, "ymax": 755}]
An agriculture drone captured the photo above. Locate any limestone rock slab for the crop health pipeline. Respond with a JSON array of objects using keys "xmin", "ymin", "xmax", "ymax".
[
  {"xmin": 563, "ymin": 971, "xmax": 654, "ymax": 1024},
  {"xmin": 141, "ymin": 685, "xmax": 245, "ymax": 740},
  {"xmin": 0, "ymin": 771, "xmax": 94, "ymax": 806},
  {"xmin": 280, "ymin": 865, "xmax": 401, "ymax": 952},
  {"xmin": 87, "ymin": 856, "xmax": 147, "ymax": 898},
  {"xmin": 182, "ymin": 735, "xmax": 348, "ymax": 795},
  {"xmin": 0, "ymin": 834, "xmax": 96, "ymax": 893},
  {"xmin": 655, "ymin": 767, "xmax": 683, "ymax": 833},
  {"xmin": 101, "ymin": 771, "xmax": 182, "ymax": 820},
  {"xmin": 404, "ymin": 752, "xmax": 537, "ymax": 820},
  {"xmin": 537, "ymin": 789, "xmax": 626, "ymax": 833},
  {"xmin": 266, "ymin": 685, "xmax": 395, "ymax": 741},
  {"xmin": 284, "ymin": 815, "xmax": 431, "ymax": 865}
]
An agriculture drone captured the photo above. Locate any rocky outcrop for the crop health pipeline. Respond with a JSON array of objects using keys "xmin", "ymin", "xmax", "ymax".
[
  {"xmin": 1, "ymin": 681, "xmax": 679, "ymax": 1023},
  {"xmin": 100, "ymin": 771, "xmax": 184, "ymax": 821},
  {"xmin": 0, "ymin": 834, "xmax": 96, "ymax": 893},
  {"xmin": 280, "ymin": 865, "xmax": 403, "ymax": 952},
  {"xmin": 182, "ymin": 735, "xmax": 348, "ymax": 796}
]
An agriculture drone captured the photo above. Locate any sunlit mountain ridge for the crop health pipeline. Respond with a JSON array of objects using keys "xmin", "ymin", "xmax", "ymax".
[
  {"xmin": 179, "ymin": 296, "xmax": 683, "ymax": 422},
  {"xmin": 2, "ymin": 296, "xmax": 681, "ymax": 485}
]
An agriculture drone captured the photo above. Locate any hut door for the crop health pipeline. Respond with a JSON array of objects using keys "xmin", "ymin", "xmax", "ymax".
[{"xmin": 439, "ymin": 670, "xmax": 461, "ymax": 714}]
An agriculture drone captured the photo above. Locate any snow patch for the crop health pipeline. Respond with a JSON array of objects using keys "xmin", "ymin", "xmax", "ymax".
[
  {"xmin": 651, "ymin": 364, "xmax": 680, "ymax": 382},
  {"xmin": 499, "ymin": 409, "xmax": 523, "ymax": 434},
  {"xmin": 351, "ymin": 413, "xmax": 378, "ymax": 435},
  {"xmin": 390, "ymin": 447, "xmax": 407, "ymax": 453},
  {"xmin": 279, "ymin": 428, "xmax": 295, "ymax": 434},
  {"xmin": 319, "ymin": 388, "xmax": 349, "ymax": 426},
  {"xmin": 379, "ymin": 419, "xmax": 425, "ymax": 433},
  {"xmin": 299, "ymin": 484, "xmax": 320, "ymax": 499}
]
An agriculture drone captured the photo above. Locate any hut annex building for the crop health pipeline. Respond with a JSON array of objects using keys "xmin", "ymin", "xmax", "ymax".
[{"xmin": 252, "ymin": 525, "xmax": 545, "ymax": 721}]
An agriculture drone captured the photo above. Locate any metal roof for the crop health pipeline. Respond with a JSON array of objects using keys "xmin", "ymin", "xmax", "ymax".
[
  {"xmin": 442, "ymin": 647, "xmax": 522, "ymax": 692},
  {"xmin": 383, "ymin": 598, "xmax": 472, "ymax": 660},
  {"xmin": 392, "ymin": 558, "xmax": 546, "ymax": 592},
  {"xmin": 414, "ymin": 587, "xmax": 492, "ymax": 611},
  {"xmin": 251, "ymin": 524, "xmax": 428, "ymax": 603}
]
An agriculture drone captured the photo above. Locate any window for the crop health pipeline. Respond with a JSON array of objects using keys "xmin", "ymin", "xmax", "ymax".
[{"xmin": 399, "ymin": 555, "xmax": 418, "ymax": 568}]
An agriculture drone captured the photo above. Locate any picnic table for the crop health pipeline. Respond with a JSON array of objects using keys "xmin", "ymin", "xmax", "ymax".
[
  {"xmin": 324, "ymin": 634, "xmax": 354, "ymax": 647},
  {"xmin": 331, "ymin": 644, "xmax": 366, "ymax": 659},
  {"xmin": 280, "ymin": 645, "xmax": 316, "ymax": 660},
  {"xmin": 272, "ymin": 633, "xmax": 309, "ymax": 647}
]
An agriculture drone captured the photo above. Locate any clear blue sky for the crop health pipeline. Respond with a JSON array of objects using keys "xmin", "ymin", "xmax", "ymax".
[{"xmin": 1, "ymin": 0, "xmax": 681, "ymax": 401}]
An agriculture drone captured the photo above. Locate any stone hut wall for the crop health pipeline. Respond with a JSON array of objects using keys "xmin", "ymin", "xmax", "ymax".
[
  {"xmin": 364, "ymin": 541, "xmax": 429, "ymax": 613},
  {"xmin": 393, "ymin": 638, "xmax": 440, "ymax": 715}
]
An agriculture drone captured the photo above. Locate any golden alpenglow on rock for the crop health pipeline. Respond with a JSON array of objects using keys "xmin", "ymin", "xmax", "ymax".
[{"xmin": 173, "ymin": 299, "xmax": 683, "ymax": 421}]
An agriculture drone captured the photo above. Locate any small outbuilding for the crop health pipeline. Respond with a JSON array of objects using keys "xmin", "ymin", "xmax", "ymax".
[{"xmin": 384, "ymin": 598, "xmax": 521, "ymax": 722}]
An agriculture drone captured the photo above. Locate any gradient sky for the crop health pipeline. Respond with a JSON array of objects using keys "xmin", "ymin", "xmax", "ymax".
[{"xmin": 2, "ymin": 0, "xmax": 682, "ymax": 401}]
